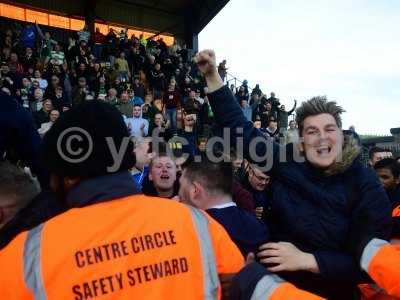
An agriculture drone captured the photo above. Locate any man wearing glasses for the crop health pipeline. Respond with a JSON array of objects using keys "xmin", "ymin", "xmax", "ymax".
[{"xmin": 245, "ymin": 164, "xmax": 271, "ymax": 219}]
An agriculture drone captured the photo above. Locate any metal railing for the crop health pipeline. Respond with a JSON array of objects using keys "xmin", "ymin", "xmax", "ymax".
[
  {"xmin": 225, "ymin": 72, "xmax": 253, "ymax": 92},
  {"xmin": 223, "ymin": 71, "xmax": 297, "ymax": 123}
]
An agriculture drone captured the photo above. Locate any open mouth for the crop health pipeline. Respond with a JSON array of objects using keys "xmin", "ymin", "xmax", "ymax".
[
  {"xmin": 160, "ymin": 175, "xmax": 170, "ymax": 180},
  {"xmin": 316, "ymin": 146, "xmax": 332, "ymax": 155}
]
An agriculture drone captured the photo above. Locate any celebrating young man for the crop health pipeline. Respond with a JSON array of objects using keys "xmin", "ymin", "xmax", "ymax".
[{"xmin": 195, "ymin": 49, "xmax": 392, "ymax": 299}]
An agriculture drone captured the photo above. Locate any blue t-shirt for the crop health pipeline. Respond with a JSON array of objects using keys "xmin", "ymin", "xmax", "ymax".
[{"xmin": 131, "ymin": 166, "xmax": 149, "ymax": 191}]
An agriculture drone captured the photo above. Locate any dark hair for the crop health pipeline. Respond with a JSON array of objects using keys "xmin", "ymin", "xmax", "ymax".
[
  {"xmin": 268, "ymin": 118, "xmax": 277, "ymax": 125},
  {"xmin": 374, "ymin": 158, "xmax": 400, "ymax": 178},
  {"xmin": 369, "ymin": 146, "xmax": 390, "ymax": 159},
  {"xmin": 0, "ymin": 162, "xmax": 39, "ymax": 206},
  {"xmin": 295, "ymin": 96, "xmax": 345, "ymax": 136},
  {"xmin": 184, "ymin": 159, "xmax": 233, "ymax": 196},
  {"xmin": 43, "ymin": 100, "xmax": 135, "ymax": 178}
]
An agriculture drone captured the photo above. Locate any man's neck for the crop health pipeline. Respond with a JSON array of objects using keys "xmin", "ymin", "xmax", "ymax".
[
  {"xmin": 156, "ymin": 188, "xmax": 174, "ymax": 198},
  {"xmin": 205, "ymin": 194, "xmax": 234, "ymax": 210},
  {"xmin": 184, "ymin": 126, "xmax": 193, "ymax": 132}
]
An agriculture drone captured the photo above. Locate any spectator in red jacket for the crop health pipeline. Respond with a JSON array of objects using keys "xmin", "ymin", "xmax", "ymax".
[{"xmin": 163, "ymin": 81, "xmax": 182, "ymax": 129}]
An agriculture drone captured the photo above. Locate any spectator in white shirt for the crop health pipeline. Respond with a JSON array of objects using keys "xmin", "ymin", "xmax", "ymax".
[
  {"xmin": 125, "ymin": 104, "xmax": 149, "ymax": 138},
  {"xmin": 32, "ymin": 70, "xmax": 48, "ymax": 91},
  {"xmin": 38, "ymin": 109, "xmax": 60, "ymax": 137},
  {"xmin": 286, "ymin": 120, "xmax": 300, "ymax": 144}
]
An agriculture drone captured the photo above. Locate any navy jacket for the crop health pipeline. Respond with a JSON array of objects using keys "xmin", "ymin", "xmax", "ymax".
[
  {"xmin": 207, "ymin": 205, "xmax": 269, "ymax": 256},
  {"xmin": 0, "ymin": 92, "xmax": 48, "ymax": 187},
  {"xmin": 388, "ymin": 186, "xmax": 400, "ymax": 237},
  {"xmin": 208, "ymin": 86, "xmax": 392, "ymax": 299}
]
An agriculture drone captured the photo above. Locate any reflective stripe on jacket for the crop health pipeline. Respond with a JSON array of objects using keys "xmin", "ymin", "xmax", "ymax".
[
  {"xmin": 0, "ymin": 195, "xmax": 244, "ymax": 299},
  {"xmin": 361, "ymin": 239, "xmax": 400, "ymax": 298}
]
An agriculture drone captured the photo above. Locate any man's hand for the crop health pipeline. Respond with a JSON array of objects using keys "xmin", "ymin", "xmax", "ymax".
[
  {"xmin": 257, "ymin": 242, "xmax": 320, "ymax": 273},
  {"xmin": 140, "ymin": 123, "xmax": 145, "ymax": 130},
  {"xmin": 195, "ymin": 50, "xmax": 217, "ymax": 77},
  {"xmin": 195, "ymin": 50, "xmax": 223, "ymax": 93}
]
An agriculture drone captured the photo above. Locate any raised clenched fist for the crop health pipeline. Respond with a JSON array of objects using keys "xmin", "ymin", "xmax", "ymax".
[{"xmin": 195, "ymin": 50, "xmax": 217, "ymax": 77}]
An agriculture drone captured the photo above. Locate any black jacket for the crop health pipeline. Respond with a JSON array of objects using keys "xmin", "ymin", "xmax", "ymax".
[
  {"xmin": 388, "ymin": 186, "xmax": 400, "ymax": 237},
  {"xmin": 208, "ymin": 86, "xmax": 392, "ymax": 299},
  {"xmin": 33, "ymin": 109, "xmax": 50, "ymax": 128},
  {"xmin": 0, "ymin": 92, "xmax": 48, "ymax": 187}
]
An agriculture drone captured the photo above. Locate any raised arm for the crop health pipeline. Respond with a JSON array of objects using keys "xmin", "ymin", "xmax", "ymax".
[
  {"xmin": 35, "ymin": 21, "xmax": 45, "ymax": 39},
  {"xmin": 288, "ymin": 99, "xmax": 297, "ymax": 115},
  {"xmin": 195, "ymin": 50, "xmax": 279, "ymax": 172}
]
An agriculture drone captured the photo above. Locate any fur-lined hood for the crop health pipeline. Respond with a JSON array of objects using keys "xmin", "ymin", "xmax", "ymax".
[{"xmin": 323, "ymin": 135, "xmax": 361, "ymax": 176}]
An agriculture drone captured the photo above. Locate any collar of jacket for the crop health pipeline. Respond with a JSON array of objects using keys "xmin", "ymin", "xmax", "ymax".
[
  {"xmin": 66, "ymin": 171, "xmax": 139, "ymax": 208},
  {"xmin": 387, "ymin": 186, "xmax": 400, "ymax": 208},
  {"xmin": 323, "ymin": 134, "xmax": 361, "ymax": 176}
]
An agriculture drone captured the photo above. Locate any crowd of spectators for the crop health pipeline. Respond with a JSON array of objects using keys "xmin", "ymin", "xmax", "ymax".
[
  {"xmin": 1, "ymin": 20, "xmax": 400, "ymax": 300},
  {"xmin": 0, "ymin": 21, "xmax": 299, "ymax": 147}
]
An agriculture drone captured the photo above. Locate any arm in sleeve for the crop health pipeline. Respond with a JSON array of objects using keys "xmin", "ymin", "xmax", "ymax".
[
  {"xmin": 307, "ymin": 168, "xmax": 391, "ymax": 282},
  {"xmin": 35, "ymin": 22, "xmax": 44, "ymax": 39},
  {"xmin": 360, "ymin": 239, "xmax": 400, "ymax": 298},
  {"xmin": 348, "ymin": 168, "xmax": 392, "ymax": 258},
  {"xmin": 230, "ymin": 263, "xmax": 325, "ymax": 300},
  {"xmin": 15, "ymin": 108, "xmax": 49, "ymax": 187},
  {"xmin": 207, "ymin": 86, "xmax": 280, "ymax": 172},
  {"xmin": 143, "ymin": 119, "xmax": 149, "ymax": 136},
  {"xmin": 287, "ymin": 100, "xmax": 297, "ymax": 115},
  {"xmin": 313, "ymin": 250, "xmax": 366, "ymax": 282}
]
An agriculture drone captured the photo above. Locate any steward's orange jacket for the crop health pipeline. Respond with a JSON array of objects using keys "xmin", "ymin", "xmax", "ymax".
[
  {"xmin": 361, "ymin": 239, "xmax": 400, "ymax": 298},
  {"xmin": 0, "ymin": 195, "xmax": 244, "ymax": 299}
]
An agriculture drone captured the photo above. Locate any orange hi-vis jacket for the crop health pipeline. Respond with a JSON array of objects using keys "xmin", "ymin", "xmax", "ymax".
[
  {"xmin": 249, "ymin": 273, "xmax": 325, "ymax": 300},
  {"xmin": 393, "ymin": 205, "xmax": 400, "ymax": 217},
  {"xmin": 246, "ymin": 238, "xmax": 400, "ymax": 300},
  {"xmin": 360, "ymin": 239, "xmax": 400, "ymax": 298},
  {"xmin": 0, "ymin": 195, "xmax": 244, "ymax": 299}
]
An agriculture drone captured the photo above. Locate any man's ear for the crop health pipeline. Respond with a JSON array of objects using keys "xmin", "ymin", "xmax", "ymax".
[
  {"xmin": 297, "ymin": 140, "xmax": 304, "ymax": 153},
  {"xmin": 148, "ymin": 152, "xmax": 156, "ymax": 160},
  {"xmin": 191, "ymin": 181, "xmax": 203, "ymax": 199},
  {"xmin": 148, "ymin": 173, "xmax": 153, "ymax": 182}
]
